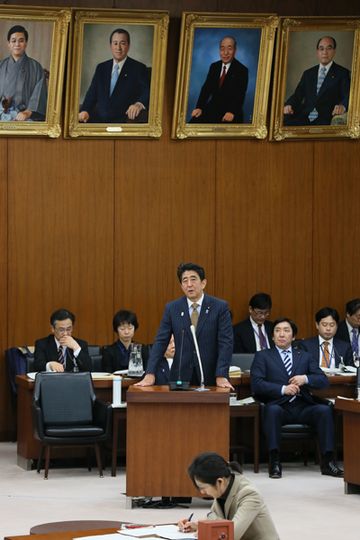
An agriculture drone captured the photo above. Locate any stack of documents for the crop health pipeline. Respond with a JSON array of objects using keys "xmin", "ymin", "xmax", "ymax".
[{"xmin": 77, "ymin": 524, "xmax": 196, "ymax": 540}]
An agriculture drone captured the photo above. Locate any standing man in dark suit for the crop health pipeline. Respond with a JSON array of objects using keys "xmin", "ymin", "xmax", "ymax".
[
  {"xmin": 34, "ymin": 308, "xmax": 91, "ymax": 372},
  {"xmin": 233, "ymin": 293, "xmax": 273, "ymax": 354},
  {"xmin": 137, "ymin": 262, "xmax": 233, "ymax": 388},
  {"xmin": 251, "ymin": 318, "xmax": 343, "ymax": 479},
  {"xmin": 190, "ymin": 36, "xmax": 248, "ymax": 124},
  {"xmin": 284, "ymin": 36, "xmax": 350, "ymax": 126},
  {"xmin": 303, "ymin": 307, "xmax": 353, "ymax": 369},
  {"xmin": 335, "ymin": 298, "xmax": 360, "ymax": 358},
  {"xmin": 78, "ymin": 28, "xmax": 150, "ymax": 123}
]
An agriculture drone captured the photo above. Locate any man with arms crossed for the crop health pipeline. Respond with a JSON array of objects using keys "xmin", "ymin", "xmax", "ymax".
[{"xmin": 137, "ymin": 262, "xmax": 233, "ymax": 388}]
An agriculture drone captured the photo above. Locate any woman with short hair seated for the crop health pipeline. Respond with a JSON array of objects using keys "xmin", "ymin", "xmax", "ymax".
[{"xmin": 178, "ymin": 452, "xmax": 279, "ymax": 540}]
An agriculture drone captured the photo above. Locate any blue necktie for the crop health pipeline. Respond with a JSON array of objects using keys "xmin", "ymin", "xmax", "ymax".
[
  {"xmin": 308, "ymin": 66, "xmax": 326, "ymax": 121},
  {"xmin": 110, "ymin": 64, "xmax": 120, "ymax": 95},
  {"xmin": 282, "ymin": 349, "xmax": 292, "ymax": 376},
  {"xmin": 351, "ymin": 328, "xmax": 359, "ymax": 356}
]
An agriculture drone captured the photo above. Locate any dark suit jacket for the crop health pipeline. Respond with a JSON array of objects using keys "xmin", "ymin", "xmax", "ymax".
[
  {"xmin": 192, "ymin": 58, "xmax": 248, "ymax": 123},
  {"xmin": 146, "ymin": 294, "xmax": 233, "ymax": 386},
  {"xmin": 335, "ymin": 320, "xmax": 351, "ymax": 344},
  {"xmin": 250, "ymin": 347, "xmax": 329, "ymax": 405},
  {"xmin": 80, "ymin": 56, "xmax": 150, "ymax": 123},
  {"xmin": 302, "ymin": 336, "xmax": 353, "ymax": 367},
  {"xmin": 233, "ymin": 318, "xmax": 274, "ymax": 354},
  {"xmin": 34, "ymin": 335, "xmax": 91, "ymax": 372},
  {"xmin": 284, "ymin": 61, "xmax": 350, "ymax": 125}
]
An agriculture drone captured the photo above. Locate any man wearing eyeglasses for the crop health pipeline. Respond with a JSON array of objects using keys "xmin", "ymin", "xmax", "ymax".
[
  {"xmin": 34, "ymin": 308, "xmax": 91, "ymax": 372},
  {"xmin": 233, "ymin": 292, "xmax": 274, "ymax": 353},
  {"xmin": 283, "ymin": 36, "xmax": 350, "ymax": 126}
]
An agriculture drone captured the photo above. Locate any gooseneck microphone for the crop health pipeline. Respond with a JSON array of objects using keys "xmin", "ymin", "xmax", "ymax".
[
  {"xmin": 190, "ymin": 325, "xmax": 209, "ymax": 392},
  {"xmin": 169, "ymin": 329, "xmax": 189, "ymax": 390}
]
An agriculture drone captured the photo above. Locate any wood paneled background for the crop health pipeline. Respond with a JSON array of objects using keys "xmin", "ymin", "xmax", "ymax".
[{"xmin": 1, "ymin": 0, "xmax": 360, "ymax": 440}]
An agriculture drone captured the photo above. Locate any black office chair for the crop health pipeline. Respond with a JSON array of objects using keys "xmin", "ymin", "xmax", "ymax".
[
  {"xmin": 88, "ymin": 345, "xmax": 103, "ymax": 372},
  {"xmin": 33, "ymin": 372, "xmax": 112, "ymax": 479}
]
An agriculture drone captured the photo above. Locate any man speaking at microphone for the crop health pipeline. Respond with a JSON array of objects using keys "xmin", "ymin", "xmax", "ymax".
[{"xmin": 136, "ymin": 262, "xmax": 233, "ymax": 388}]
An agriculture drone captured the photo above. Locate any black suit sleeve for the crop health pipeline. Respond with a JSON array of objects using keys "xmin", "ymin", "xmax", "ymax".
[
  {"xmin": 74, "ymin": 340, "xmax": 91, "ymax": 371},
  {"xmin": 33, "ymin": 338, "xmax": 52, "ymax": 371}
]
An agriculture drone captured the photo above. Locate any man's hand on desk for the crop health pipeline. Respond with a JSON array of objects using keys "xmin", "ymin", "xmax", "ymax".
[
  {"xmin": 216, "ymin": 376, "xmax": 234, "ymax": 390},
  {"xmin": 134, "ymin": 373, "xmax": 155, "ymax": 386},
  {"xmin": 48, "ymin": 361, "xmax": 64, "ymax": 372}
]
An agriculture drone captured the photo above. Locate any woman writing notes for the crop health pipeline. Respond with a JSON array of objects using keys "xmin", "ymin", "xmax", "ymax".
[{"xmin": 178, "ymin": 453, "xmax": 279, "ymax": 540}]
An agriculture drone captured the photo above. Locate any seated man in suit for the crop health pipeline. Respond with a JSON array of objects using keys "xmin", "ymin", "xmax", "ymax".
[
  {"xmin": 303, "ymin": 306, "xmax": 353, "ymax": 369},
  {"xmin": 233, "ymin": 292, "xmax": 273, "ymax": 353},
  {"xmin": 251, "ymin": 317, "xmax": 343, "ymax": 479},
  {"xmin": 335, "ymin": 298, "xmax": 360, "ymax": 359},
  {"xmin": 34, "ymin": 308, "xmax": 91, "ymax": 372},
  {"xmin": 283, "ymin": 36, "xmax": 350, "ymax": 126},
  {"xmin": 190, "ymin": 36, "xmax": 248, "ymax": 124},
  {"xmin": 136, "ymin": 262, "xmax": 233, "ymax": 389},
  {"xmin": 78, "ymin": 28, "xmax": 150, "ymax": 124}
]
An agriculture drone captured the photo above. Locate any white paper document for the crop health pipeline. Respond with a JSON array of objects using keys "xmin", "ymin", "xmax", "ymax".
[{"xmin": 119, "ymin": 525, "xmax": 196, "ymax": 540}]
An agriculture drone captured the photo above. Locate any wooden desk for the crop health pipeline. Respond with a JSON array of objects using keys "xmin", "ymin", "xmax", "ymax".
[
  {"xmin": 5, "ymin": 528, "xmax": 118, "ymax": 540},
  {"xmin": 335, "ymin": 397, "xmax": 360, "ymax": 494},
  {"xmin": 125, "ymin": 385, "xmax": 229, "ymax": 503},
  {"xmin": 15, "ymin": 374, "xmax": 135, "ymax": 469},
  {"xmin": 16, "ymin": 373, "xmax": 354, "ymax": 470},
  {"xmin": 230, "ymin": 402, "xmax": 259, "ymax": 473}
]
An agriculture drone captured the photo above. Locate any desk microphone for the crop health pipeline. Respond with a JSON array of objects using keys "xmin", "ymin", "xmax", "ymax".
[
  {"xmin": 169, "ymin": 329, "xmax": 189, "ymax": 390},
  {"xmin": 190, "ymin": 325, "xmax": 209, "ymax": 392}
]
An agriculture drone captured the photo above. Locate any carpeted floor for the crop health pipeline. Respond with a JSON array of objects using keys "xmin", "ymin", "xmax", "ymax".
[{"xmin": 0, "ymin": 442, "xmax": 358, "ymax": 539}]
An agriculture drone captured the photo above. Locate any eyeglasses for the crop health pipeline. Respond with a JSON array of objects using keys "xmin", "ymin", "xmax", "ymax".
[
  {"xmin": 252, "ymin": 308, "xmax": 270, "ymax": 317},
  {"xmin": 54, "ymin": 326, "xmax": 72, "ymax": 334},
  {"xmin": 318, "ymin": 46, "xmax": 334, "ymax": 51}
]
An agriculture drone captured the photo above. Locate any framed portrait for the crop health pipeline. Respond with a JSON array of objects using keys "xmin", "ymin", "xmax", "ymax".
[
  {"xmin": 0, "ymin": 6, "xmax": 70, "ymax": 137},
  {"xmin": 270, "ymin": 17, "xmax": 360, "ymax": 141},
  {"xmin": 171, "ymin": 12, "xmax": 278, "ymax": 140},
  {"xmin": 65, "ymin": 9, "xmax": 169, "ymax": 139}
]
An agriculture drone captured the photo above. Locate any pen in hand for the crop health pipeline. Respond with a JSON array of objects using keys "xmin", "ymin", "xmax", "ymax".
[{"xmin": 179, "ymin": 513, "xmax": 194, "ymax": 532}]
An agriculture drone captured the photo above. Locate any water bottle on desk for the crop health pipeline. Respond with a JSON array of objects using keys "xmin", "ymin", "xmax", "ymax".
[{"xmin": 128, "ymin": 343, "xmax": 144, "ymax": 377}]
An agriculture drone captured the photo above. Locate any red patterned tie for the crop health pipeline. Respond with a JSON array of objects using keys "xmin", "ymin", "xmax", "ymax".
[{"xmin": 219, "ymin": 65, "xmax": 227, "ymax": 87}]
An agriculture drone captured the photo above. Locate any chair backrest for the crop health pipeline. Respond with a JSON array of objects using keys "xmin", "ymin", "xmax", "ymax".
[
  {"xmin": 231, "ymin": 353, "xmax": 255, "ymax": 371},
  {"xmin": 88, "ymin": 345, "xmax": 103, "ymax": 372},
  {"xmin": 34, "ymin": 372, "xmax": 95, "ymax": 425}
]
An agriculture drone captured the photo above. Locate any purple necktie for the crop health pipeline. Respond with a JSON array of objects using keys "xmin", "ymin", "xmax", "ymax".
[
  {"xmin": 58, "ymin": 345, "xmax": 65, "ymax": 364},
  {"xmin": 258, "ymin": 325, "xmax": 267, "ymax": 350}
]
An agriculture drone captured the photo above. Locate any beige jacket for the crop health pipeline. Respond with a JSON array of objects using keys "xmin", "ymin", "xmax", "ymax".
[{"xmin": 207, "ymin": 473, "xmax": 279, "ymax": 540}]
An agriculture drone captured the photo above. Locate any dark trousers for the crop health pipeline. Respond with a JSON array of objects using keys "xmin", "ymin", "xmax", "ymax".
[{"xmin": 263, "ymin": 399, "xmax": 334, "ymax": 454}]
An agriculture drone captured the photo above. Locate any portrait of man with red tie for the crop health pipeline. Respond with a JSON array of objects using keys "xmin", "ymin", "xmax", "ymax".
[{"xmin": 189, "ymin": 35, "xmax": 249, "ymax": 124}]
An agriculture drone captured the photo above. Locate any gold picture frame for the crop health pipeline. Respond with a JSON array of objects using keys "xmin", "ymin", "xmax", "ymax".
[
  {"xmin": 270, "ymin": 17, "xmax": 360, "ymax": 141},
  {"xmin": 65, "ymin": 9, "xmax": 169, "ymax": 139},
  {"xmin": 172, "ymin": 12, "xmax": 278, "ymax": 140},
  {"xmin": 0, "ymin": 5, "xmax": 70, "ymax": 138}
]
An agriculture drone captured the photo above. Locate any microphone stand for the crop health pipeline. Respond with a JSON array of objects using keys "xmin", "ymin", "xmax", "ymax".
[{"xmin": 190, "ymin": 325, "xmax": 209, "ymax": 392}]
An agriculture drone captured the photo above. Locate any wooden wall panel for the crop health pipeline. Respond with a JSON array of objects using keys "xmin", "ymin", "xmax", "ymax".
[
  {"xmin": 313, "ymin": 141, "xmax": 360, "ymax": 319},
  {"xmin": 0, "ymin": 140, "xmax": 12, "ymax": 439},
  {"xmin": 7, "ymin": 139, "xmax": 115, "ymax": 347},
  {"xmin": 113, "ymin": 137, "xmax": 216, "ymax": 344},
  {"xmin": 215, "ymin": 140, "xmax": 314, "ymax": 338}
]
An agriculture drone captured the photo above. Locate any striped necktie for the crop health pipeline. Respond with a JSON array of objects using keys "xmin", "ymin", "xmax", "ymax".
[
  {"xmin": 282, "ymin": 349, "xmax": 292, "ymax": 376},
  {"xmin": 58, "ymin": 345, "xmax": 65, "ymax": 365},
  {"xmin": 321, "ymin": 341, "xmax": 330, "ymax": 368},
  {"xmin": 308, "ymin": 66, "xmax": 326, "ymax": 121}
]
